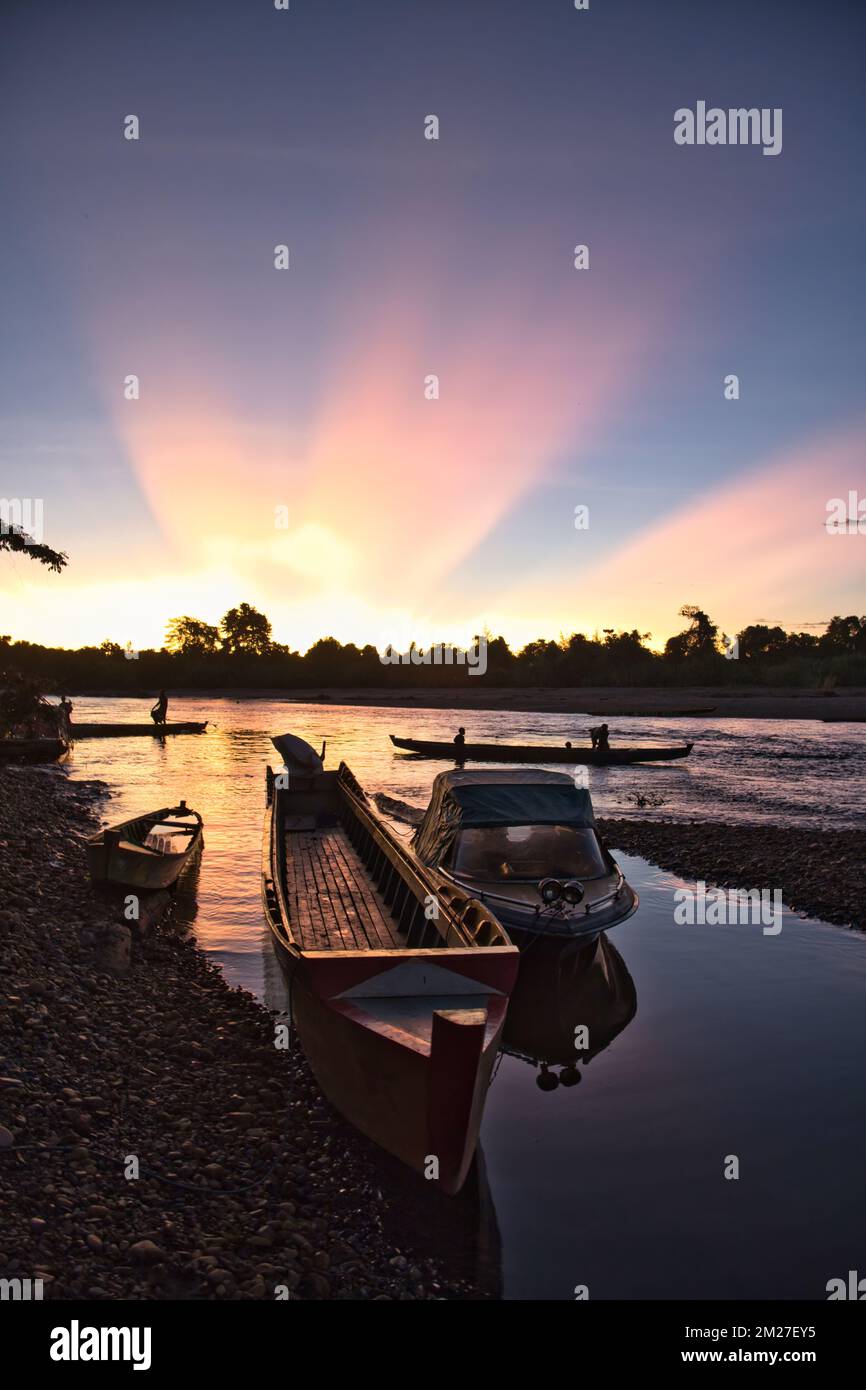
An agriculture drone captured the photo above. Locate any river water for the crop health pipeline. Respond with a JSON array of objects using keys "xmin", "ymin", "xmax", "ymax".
[{"xmin": 65, "ymin": 695, "xmax": 866, "ymax": 1300}]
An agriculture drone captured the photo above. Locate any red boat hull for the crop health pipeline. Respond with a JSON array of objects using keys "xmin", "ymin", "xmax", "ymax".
[{"xmin": 277, "ymin": 941, "xmax": 515, "ymax": 1194}]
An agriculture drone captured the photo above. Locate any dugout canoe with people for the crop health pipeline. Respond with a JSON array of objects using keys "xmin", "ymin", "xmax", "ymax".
[{"xmin": 389, "ymin": 733, "xmax": 694, "ymax": 765}]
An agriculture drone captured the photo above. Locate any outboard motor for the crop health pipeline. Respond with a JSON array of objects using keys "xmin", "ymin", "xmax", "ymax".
[{"xmin": 271, "ymin": 732, "xmax": 326, "ymax": 774}]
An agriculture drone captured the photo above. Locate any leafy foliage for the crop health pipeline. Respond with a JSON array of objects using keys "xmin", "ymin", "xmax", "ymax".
[
  {"xmin": 3, "ymin": 604, "xmax": 865, "ymax": 692},
  {"xmin": 220, "ymin": 603, "xmax": 272, "ymax": 656},
  {"xmin": 0, "ymin": 526, "xmax": 67, "ymax": 572},
  {"xmin": 166, "ymin": 616, "xmax": 220, "ymax": 656}
]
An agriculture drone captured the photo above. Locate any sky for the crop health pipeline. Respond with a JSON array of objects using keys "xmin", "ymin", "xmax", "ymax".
[{"xmin": 1, "ymin": 0, "xmax": 864, "ymax": 654}]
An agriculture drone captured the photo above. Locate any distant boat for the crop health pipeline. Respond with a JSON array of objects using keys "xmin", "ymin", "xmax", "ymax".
[
  {"xmin": 0, "ymin": 736, "xmax": 70, "ymax": 765},
  {"xmin": 262, "ymin": 735, "xmax": 518, "ymax": 1195},
  {"xmin": 585, "ymin": 706, "xmax": 716, "ymax": 717},
  {"xmin": 87, "ymin": 801, "xmax": 203, "ymax": 889},
  {"xmin": 72, "ymin": 721, "xmax": 208, "ymax": 738},
  {"xmin": 390, "ymin": 735, "xmax": 694, "ymax": 765}
]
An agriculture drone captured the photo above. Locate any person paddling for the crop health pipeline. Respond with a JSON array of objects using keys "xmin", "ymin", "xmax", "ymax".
[
  {"xmin": 453, "ymin": 726, "xmax": 466, "ymax": 747},
  {"xmin": 150, "ymin": 690, "xmax": 168, "ymax": 726}
]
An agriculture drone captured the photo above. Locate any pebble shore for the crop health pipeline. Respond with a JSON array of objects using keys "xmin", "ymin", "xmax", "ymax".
[
  {"xmin": 0, "ymin": 767, "xmax": 482, "ymax": 1300},
  {"xmin": 600, "ymin": 817, "xmax": 866, "ymax": 931}
]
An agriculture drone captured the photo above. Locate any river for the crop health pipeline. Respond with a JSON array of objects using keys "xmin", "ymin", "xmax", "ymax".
[{"xmin": 65, "ymin": 695, "xmax": 866, "ymax": 1299}]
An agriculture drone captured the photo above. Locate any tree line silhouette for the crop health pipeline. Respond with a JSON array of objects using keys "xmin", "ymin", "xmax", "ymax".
[{"xmin": 3, "ymin": 604, "xmax": 865, "ymax": 693}]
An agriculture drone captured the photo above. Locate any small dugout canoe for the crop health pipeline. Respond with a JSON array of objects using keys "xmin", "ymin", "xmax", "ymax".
[
  {"xmin": 0, "ymin": 737, "xmax": 70, "ymax": 765},
  {"xmin": 87, "ymin": 801, "xmax": 204, "ymax": 890},
  {"xmin": 390, "ymin": 735, "xmax": 694, "ymax": 765},
  {"xmin": 72, "ymin": 721, "xmax": 208, "ymax": 738}
]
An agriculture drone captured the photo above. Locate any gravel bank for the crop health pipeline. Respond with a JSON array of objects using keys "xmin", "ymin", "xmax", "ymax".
[
  {"xmin": 599, "ymin": 817, "xmax": 866, "ymax": 931},
  {"xmin": 0, "ymin": 766, "xmax": 484, "ymax": 1300}
]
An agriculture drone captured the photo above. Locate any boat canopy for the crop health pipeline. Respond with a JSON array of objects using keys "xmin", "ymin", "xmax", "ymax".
[{"xmin": 413, "ymin": 769, "xmax": 596, "ymax": 867}]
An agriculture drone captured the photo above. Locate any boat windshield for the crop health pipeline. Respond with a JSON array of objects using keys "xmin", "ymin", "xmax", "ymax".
[{"xmin": 450, "ymin": 824, "xmax": 608, "ymax": 882}]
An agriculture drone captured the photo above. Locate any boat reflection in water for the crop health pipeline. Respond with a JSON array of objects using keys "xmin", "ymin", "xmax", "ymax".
[
  {"xmin": 501, "ymin": 931, "xmax": 637, "ymax": 1092},
  {"xmin": 355, "ymin": 930, "xmax": 637, "ymax": 1294},
  {"xmin": 168, "ymin": 846, "xmax": 204, "ymax": 935}
]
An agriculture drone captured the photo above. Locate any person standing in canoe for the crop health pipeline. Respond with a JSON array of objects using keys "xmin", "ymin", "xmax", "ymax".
[
  {"xmin": 58, "ymin": 696, "xmax": 73, "ymax": 737},
  {"xmin": 453, "ymin": 726, "xmax": 466, "ymax": 747},
  {"xmin": 150, "ymin": 690, "xmax": 168, "ymax": 726}
]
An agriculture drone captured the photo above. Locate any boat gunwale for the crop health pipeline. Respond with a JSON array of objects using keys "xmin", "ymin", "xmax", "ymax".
[
  {"xmin": 263, "ymin": 762, "xmax": 514, "ymax": 960},
  {"xmin": 87, "ymin": 803, "xmax": 204, "ymax": 853}
]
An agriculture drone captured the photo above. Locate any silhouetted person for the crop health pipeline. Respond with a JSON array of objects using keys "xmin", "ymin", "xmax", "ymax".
[
  {"xmin": 453, "ymin": 726, "xmax": 466, "ymax": 747},
  {"xmin": 151, "ymin": 690, "xmax": 168, "ymax": 726},
  {"xmin": 596, "ymin": 722, "xmax": 610, "ymax": 751},
  {"xmin": 58, "ymin": 696, "xmax": 73, "ymax": 739}
]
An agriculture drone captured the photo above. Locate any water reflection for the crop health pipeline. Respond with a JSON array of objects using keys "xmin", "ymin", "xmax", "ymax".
[
  {"xmin": 502, "ymin": 932, "xmax": 637, "ymax": 1089},
  {"xmin": 168, "ymin": 849, "xmax": 204, "ymax": 935}
]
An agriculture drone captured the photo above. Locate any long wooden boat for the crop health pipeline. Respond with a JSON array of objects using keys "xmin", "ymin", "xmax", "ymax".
[
  {"xmin": 72, "ymin": 721, "xmax": 208, "ymax": 738},
  {"xmin": 390, "ymin": 735, "xmax": 694, "ymax": 765},
  {"xmin": 262, "ymin": 742, "xmax": 518, "ymax": 1195},
  {"xmin": 87, "ymin": 801, "xmax": 203, "ymax": 889},
  {"xmin": 0, "ymin": 736, "xmax": 70, "ymax": 765}
]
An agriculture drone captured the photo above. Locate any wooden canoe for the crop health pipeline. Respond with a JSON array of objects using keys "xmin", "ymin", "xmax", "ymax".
[
  {"xmin": 262, "ymin": 751, "xmax": 518, "ymax": 1195},
  {"xmin": 87, "ymin": 801, "xmax": 204, "ymax": 890},
  {"xmin": 390, "ymin": 735, "xmax": 694, "ymax": 765},
  {"xmin": 72, "ymin": 721, "xmax": 208, "ymax": 738},
  {"xmin": 0, "ymin": 737, "xmax": 70, "ymax": 764}
]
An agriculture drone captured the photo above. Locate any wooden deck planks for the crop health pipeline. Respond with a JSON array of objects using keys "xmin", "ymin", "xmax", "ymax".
[
  {"xmin": 299, "ymin": 832, "xmax": 354, "ymax": 952},
  {"xmin": 324, "ymin": 833, "xmax": 401, "ymax": 952},
  {"xmin": 317, "ymin": 834, "xmax": 367, "ymax": 950},
  {"xmin": 284, "ymin": 825, "xmax": 405, "ymax": 952},
  {"xmin": 284, "ymin": 837, "xmax": 326, "ymax": 950}
]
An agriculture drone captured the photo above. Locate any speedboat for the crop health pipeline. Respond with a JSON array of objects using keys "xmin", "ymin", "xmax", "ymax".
[{"xmin": 412, "ymin": 769, "xmax": 638, "ymax": 946}]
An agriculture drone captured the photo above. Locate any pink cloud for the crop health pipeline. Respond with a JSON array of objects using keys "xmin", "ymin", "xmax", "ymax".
[{"xmin": 500, "ymin": 425, "xmax": 866, "ymax": 643}]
